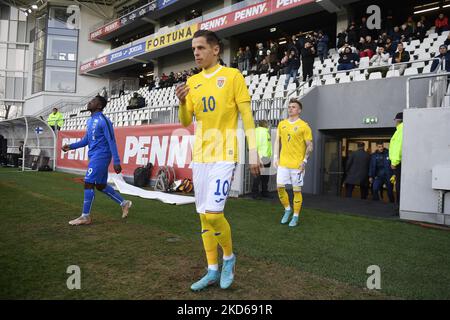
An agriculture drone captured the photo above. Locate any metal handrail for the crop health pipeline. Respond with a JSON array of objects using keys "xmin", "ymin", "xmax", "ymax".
[{"xmin": 406, "ymin": 72, "xmax": 450, "ymax": 109}]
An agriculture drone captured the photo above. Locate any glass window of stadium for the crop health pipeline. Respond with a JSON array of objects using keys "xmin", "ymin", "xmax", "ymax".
[{"xmin": 32, "ymin": 6, "xmax": 79, "ymax": 94}]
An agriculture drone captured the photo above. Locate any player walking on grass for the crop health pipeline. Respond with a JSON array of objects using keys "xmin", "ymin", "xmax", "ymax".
[
  {"xmin": 62, "ymin": 96, "xmax": 132, "ymax": 226},
  {"xmin": 176, "ymin": 30, "xmax": 260, "ymax": 291},
  {"xmin": 274, "ymin": 98, "xmax": 313, "ymax": 227}
]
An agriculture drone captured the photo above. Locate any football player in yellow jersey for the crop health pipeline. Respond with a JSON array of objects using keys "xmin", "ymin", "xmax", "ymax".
[
  {"xmin": 274, "ymin": 98, "xmax": 313, "ymax": 227},
  {"xmin": 176, "ymin": 30, "xmax": 260, "ymax": 291}
]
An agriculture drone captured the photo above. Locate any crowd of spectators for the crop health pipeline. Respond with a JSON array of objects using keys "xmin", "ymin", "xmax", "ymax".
[
  {"xmin": 230, "ymin": 12, "xmax": 450, "ymax": 83},
  {"xmin": 147, "ymin": 68, "xmax": 201, "ymax": 90}
]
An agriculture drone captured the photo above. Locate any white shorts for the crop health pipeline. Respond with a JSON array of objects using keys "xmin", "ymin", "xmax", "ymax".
[
  {"xmin": 277, "ymin": 167, "xmax": 305, "ymax": 189},
  {"xmin": 192, "ymin": 162, "xmax": 237, "ymax": 214}
]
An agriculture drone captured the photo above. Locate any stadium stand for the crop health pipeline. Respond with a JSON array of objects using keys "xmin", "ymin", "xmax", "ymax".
[{"xmin": 60, "ymin": 25, "xmax": 448, "ymax": 131}]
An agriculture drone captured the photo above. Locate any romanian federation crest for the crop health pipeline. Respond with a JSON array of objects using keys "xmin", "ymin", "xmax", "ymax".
[{"xmin": 217, "ymin": 77, "xmax": 226, "ymax": 88}]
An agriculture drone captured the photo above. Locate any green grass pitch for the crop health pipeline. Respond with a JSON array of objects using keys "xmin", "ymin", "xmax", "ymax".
[{"xmin": 0, "ymin": 168, "xmax": 449, "ymax": 299}]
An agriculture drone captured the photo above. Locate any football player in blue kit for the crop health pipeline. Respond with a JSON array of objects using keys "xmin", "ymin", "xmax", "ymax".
[{"xmin": 62, "ymin": 96, "xmax": 132, "ymax": 226}]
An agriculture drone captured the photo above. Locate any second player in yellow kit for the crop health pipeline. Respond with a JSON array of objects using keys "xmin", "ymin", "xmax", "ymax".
[
  {"xmin": 274, "ymin": 98, "xmax": 313, "ymax": 227},
  {"xmin": 176, "ymin": 30, "xmax": 259, "ymax": 292}
]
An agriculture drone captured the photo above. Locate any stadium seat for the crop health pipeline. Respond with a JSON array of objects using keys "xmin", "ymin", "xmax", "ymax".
[
  {"xmin": 386, "ymin": 70, "xmax": 400, "ymax": 78},
  {"xmin": 368, "ymin": 72, "xmax": 382, "ymax": 80},
  {"xmin": 354, "ymin": 73, "xmax": 367, "ymax": 82},
  {"xmin": 404, "ymin": 68, "xmax": 419, "ymax": 76}
]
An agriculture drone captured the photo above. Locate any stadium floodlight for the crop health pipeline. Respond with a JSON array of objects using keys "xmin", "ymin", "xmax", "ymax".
[
  {"xmin": 32, "ymin": 4, "xmax": 38, "ymax": 10},
  {"xmin": 24, "ymin": 11, "xmax": 28, "ymax": 16},
  {"xmin": 27, "ymin": 9, "xmax": 32, "ymax": 13}
]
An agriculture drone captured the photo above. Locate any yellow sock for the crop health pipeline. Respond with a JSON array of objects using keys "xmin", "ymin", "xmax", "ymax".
[
  {"xmin": 199, "ymin": 214, "xmax": 218, "ymax": 266},
  {"xmin": 278, "ymin": 187, "xmax": 291, "ymax": 209},
  {"xmin": 293, "ymin": 191, "xmax": 303, "ymax": 216},
  {"xmin": 205, "ymin": 213, "xmax": 233, "ymax": 257}
]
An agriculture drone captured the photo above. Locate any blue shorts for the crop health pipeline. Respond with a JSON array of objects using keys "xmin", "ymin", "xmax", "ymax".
[{"xmin": 85, "ymin": 159, "xmax": 111, "ymax": 185}]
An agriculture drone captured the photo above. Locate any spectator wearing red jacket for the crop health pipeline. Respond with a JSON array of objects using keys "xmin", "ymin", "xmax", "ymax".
[{"xmin": 435, "ymin": 13, "xmax": 449, "ymax": 35}]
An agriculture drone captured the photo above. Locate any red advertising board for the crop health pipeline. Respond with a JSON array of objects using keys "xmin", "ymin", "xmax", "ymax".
[
  {"xmin": 57, "ymin": 123, "xmax": 195, "ymax": 180},
  {"xmin": 89, "ymin": 20, "xmax": 122, "ymax": 41},
  {"xmin": 200, "ymin": 0, "xmax": 314, "ymax": 31}
]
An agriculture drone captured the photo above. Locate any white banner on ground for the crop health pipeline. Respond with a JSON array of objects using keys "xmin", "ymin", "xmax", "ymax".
[{"xmin": 111, "ymin": 174, "xmax": 195, "ymax": 205}]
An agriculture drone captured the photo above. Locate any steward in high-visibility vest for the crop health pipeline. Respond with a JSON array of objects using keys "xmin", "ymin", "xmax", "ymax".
[
  {"xmin": 47, "ymin": 108, "xmax": 64, "ymax": 131},
  {"xmin": 252, "ymin": 120, "xmax": 273, "ymax": 199},
  {"xmin": 389, "ymin": 112, "xmax": 403, "ymax": 215}
]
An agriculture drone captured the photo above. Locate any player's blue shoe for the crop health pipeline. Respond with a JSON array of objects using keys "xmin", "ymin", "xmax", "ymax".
[
  {"xmin": 190, "ymin": 269, "xmax": 219, "ymax": 291},
  {"xmin": 289, "ymin": 215, "xmax": 299, "ymax": 227},
  {"xmin": 220, "ymin": 255, "xmax": 236, "ymax": 289},
  {"xmin": 281, "ymin": 209, "xmax": 292, "ymax": 224}
]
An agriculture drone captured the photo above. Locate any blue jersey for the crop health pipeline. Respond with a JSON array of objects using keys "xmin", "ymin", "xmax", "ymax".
[{"xmin": 70, "ymin": 112, "xmax": 121, "ymax": 165}]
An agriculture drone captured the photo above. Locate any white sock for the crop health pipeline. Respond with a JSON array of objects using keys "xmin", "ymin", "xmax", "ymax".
[
  {"xmin": 285, "ymin": 206, "xmax": 291, "ymax": 211},
  {"xmin": 293, "ymin": 213, "xmax": 299, "ymax": 217},
  {"xmin": 223, "ymin": 254, "xmax": 234, "ymax": 261},
  {"xmin": 208, "ymin": 264, "xmax": 219, "ymax": 271},
  {"xmin": 81, "ymin": 213, "xmax": 90, "ymax": 218}
]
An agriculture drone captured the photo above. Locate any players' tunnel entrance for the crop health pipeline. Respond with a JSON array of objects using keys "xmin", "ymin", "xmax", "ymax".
[{"xmin": 321, "ymin": 128, "xmax": 395, "ymax": 198}]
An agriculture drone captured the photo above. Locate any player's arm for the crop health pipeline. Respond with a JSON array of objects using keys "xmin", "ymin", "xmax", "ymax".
[
  {"xmin": 235, "ymin": 72, "xmax": 260, "ymax": 176},
  {"xmin": 62, "ymin": 133, "xmax": 88, "ymax": 152},
  {"xmin": 301, "ymin": 124, "xmax": 313, "ymax": 171},
  {"xmin": 103, "ymin": 119, "xmax": 122, "ymax": 173},
  {"xmin": 176, "ymin": 82, "xmax": 193, "ymax": 127}
]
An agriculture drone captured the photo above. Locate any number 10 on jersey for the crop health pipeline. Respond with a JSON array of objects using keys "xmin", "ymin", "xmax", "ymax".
[{"xmin": 202, "ymin": 96, "xmax": 216, "ymax": 112}]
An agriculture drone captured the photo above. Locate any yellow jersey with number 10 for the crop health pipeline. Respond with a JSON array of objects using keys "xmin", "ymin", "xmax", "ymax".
[
  {"xmin": 184, "ymin": 65, "xmax": 251, "ymax": 163},
  {"xmin": 278, "ymin": 118, "xmax": 313, "ymax": 169}
]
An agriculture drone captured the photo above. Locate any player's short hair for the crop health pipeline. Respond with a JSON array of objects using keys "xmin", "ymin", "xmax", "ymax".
[
  {"xmin": 289, "ymin": 98, "xmax": 303, "ymax": 110},
  {"xmin": 376, "ymin": 141, "xmax": 384, "ymax": 146},
  {"xmin": 193, "ymin": 30, "xmax": 224, "ymax": 54},
  {"xmin": 95, "ymin": 95, "xmax": 107, "ymax": 109},
  {"xmin": 357, "ymin": 142, "xmax": 365, "ymax": 148}
]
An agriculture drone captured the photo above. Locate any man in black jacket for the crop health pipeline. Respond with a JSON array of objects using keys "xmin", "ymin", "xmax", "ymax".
[
  {"xmin": 301, "ymin": 41, "xmax": 315, "ymax": 86},
  {"xmin": 431, "ymin": 44, "xmax": 450, "ymax": 72},
  {"xmin": 284, "ymin": 50, "xmax": 301, "ymax": 88},
  {"xmin": 344, "ymin": 142, "xmax": 370, "ymax": 199},
  {"xmin": 394, "ymin": 43, "xmax": 410, "ymax": 75}
]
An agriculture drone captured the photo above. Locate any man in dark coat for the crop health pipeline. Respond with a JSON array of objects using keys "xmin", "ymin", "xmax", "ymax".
[
  {"xmin": 344, "ymin": 142, "xmax": 370, "ymax": 199},
  {"xmin": 369, "ymin": 142, "xmax": 395, "ymax": 202}
]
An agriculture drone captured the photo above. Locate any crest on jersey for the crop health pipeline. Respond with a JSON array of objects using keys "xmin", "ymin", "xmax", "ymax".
[
  {"xmin": 294, "ymin": 126, "xmax": 299, "ymax": 132},
  {"xmin": 217, "ymin": 77, "xmax": 226, "ymax": 88}
]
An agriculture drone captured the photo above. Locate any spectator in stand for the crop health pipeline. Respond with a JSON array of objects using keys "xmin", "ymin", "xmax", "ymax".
[
  {"xmin": 269, "ymin": 61, "xmax": 282, "ymax": 78},
  {"xmin": 244, "ymin": 46, "xmax": 252, "ymax": 73},
  {"xmin": 384, "ymin": 11, "xmax": 395, "ymax": 34},
  {"xmin": 435, "ymin": 13, "xmax": 449, "ymax": 35},
  {"xmin": 431, "ymin": 44, "xmax": 450, "ymax": 72},
  {"xmin": 337, "ymin": 46, "xmax": 360, "ymax": 71},
  {"xmin": 317, "ymin": 31, "xmax": 329, "ymax": 63},
  {"xmin": 237, "ymin": 47, "xmax": 245, "ymax": 72},
  {"xmin": 376, "ymin": 32, "xmax": 388, "ymax": 47},
  {"xmin": 284, "ymin": 49, "xmax": 301, "ymax": 88},
  {"xmin": 347, "ymin": 21, "xmax": 358, "ymax": 46},
  {"xmin": 280, "ymin": 51, "xmax": 289, "ymax": 74},
  {"xmin": 337, "ymin": 29, "xmax": 347, "ymax": 49},
  {"xmin": 360, "ymin": 35, "xmax": 376, "ymax": 59},
  {"xmin": 394, "ymin": 42, "xmax": 410, "ymax": 75},
  {"xmin": 359, "ymin": 16, "xmax": 369, "ymax": 39},
  {"xmin": 296, "ymin": 32, "xmax": 306, "ymax": 52},
  {"xmin": 368, "ymin": 46, "xmax": 390, "ymax": 78},
  {"xmin": 400, "ymin": 24, "xmax": 412, "ymax": 43},
  {"xmin": 287, "ymin": 35, "xmax": 300, "ymax": 57},
  {"xmin": 390, "ymin": 26, "xmax": 402, "ymax": 45},
  {"xmin": 445, "ymin": 33, "xmax": 450, "ymax": 46},
  {"xmin": 384, "ymin": 37, "xmax": 396, "ymax": 57},
  {"xmin": 257, "ymin": 57, "xmax": 270, "ymax": 75},
  {"xmin": 414, "ymin": 21, "xmax": 427, "ymax": 42},
  {"xmin": 268, "ymin": 40, "xmax": 279, "ymax": 66},
  {"xmin": 406, "ymin": 16, "xmax": 416, "ymax": 34},
  {"xmin": 338, "ymin": 42, "xmax": 357, "ymax": 54},
  {"xmin": 301, "ymin": 41, "xmax": 315, "ymax": 86},
  {"xmin": 127, "ymin": 92, "xmax": 143, "ymax": 110},
  {"xmin": 420, "ymin": 15, "xmax": 429, "ymax": 31},
  {"xmin": 255, "ymin": 43, "xmax": 266, "ymax": 65}
]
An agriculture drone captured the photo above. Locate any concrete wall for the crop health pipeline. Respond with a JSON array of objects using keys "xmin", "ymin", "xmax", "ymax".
[
  {"xmin": 401, "ymin": 107, "xmax": 450, "ymax": 226},
  {"xmin": 159, "ymin": 48, "xmax": 196, "ymax": 75},
  {"xmin": 299, "ymin": 76, "xmax": 430, "ymax": 195}
]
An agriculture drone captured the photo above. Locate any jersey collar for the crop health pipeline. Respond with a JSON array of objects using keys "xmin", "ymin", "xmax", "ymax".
[{"xmin": 202, "ymin": 64, "xmax": 222, "ymax": 79}]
